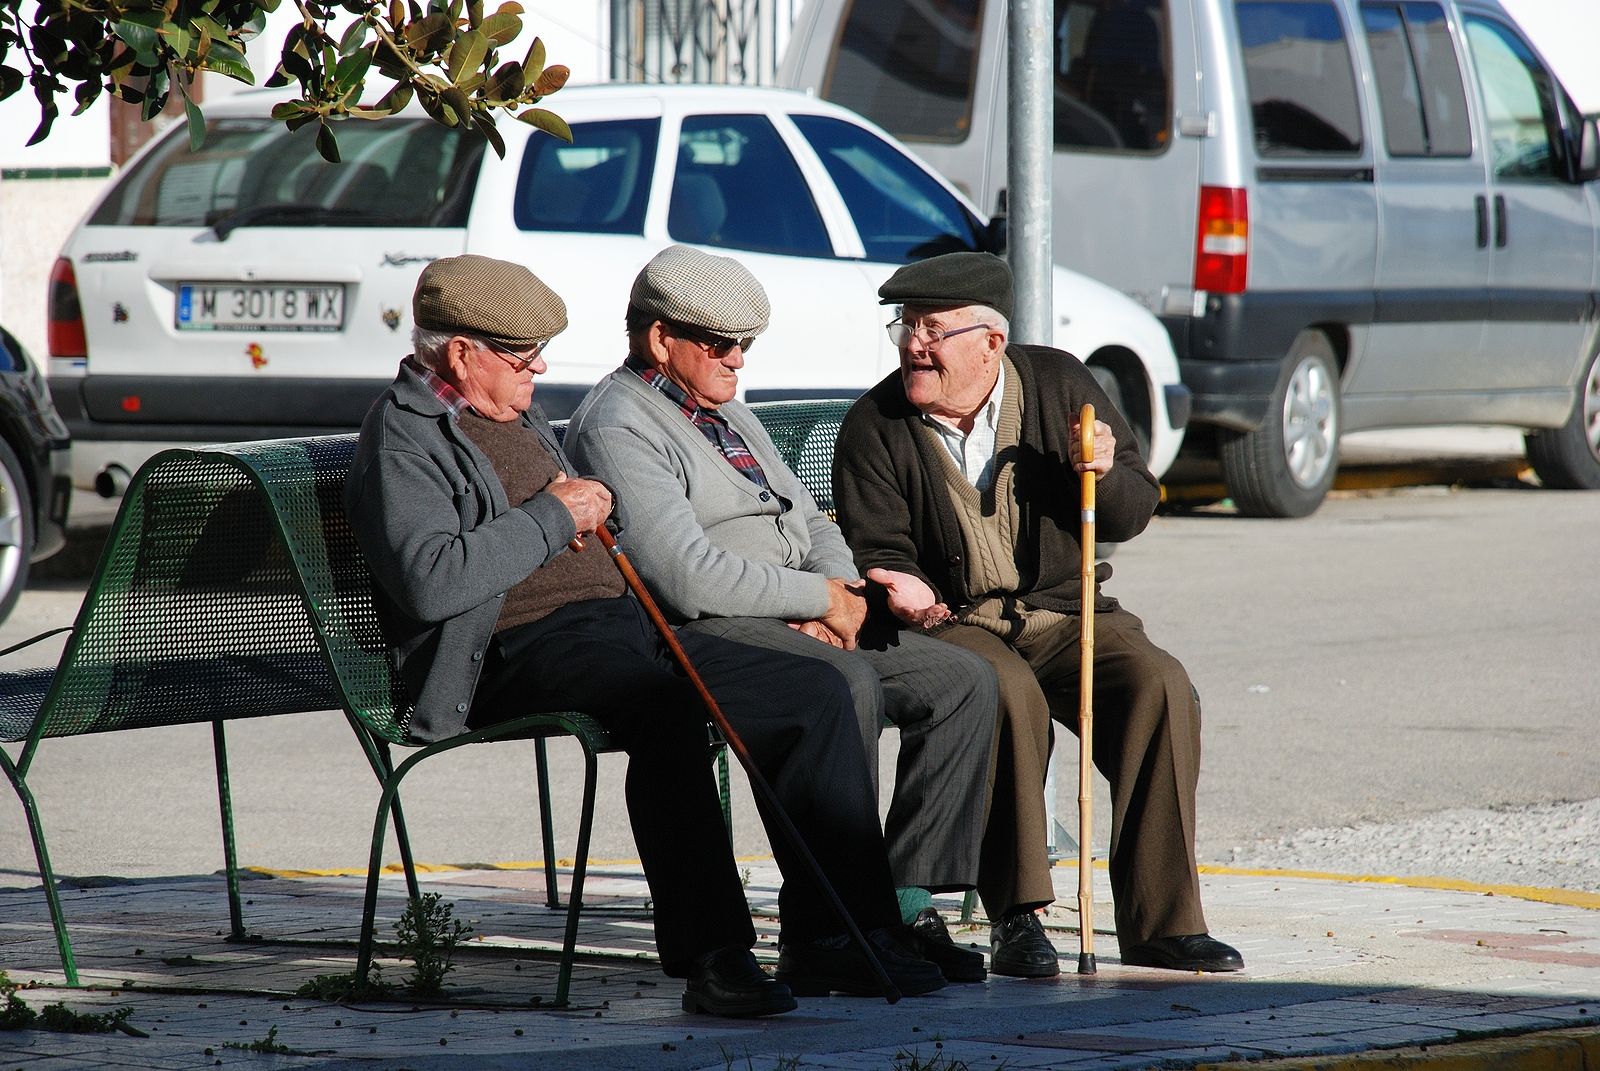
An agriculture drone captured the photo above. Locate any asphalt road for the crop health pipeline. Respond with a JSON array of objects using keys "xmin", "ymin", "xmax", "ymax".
[{"xmin": 2, "ymin": 435, "xmax": 1595, "ymax": 896}]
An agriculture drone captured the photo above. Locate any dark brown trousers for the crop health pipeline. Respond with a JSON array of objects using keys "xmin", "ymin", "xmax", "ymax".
[{"xmin": 936, "ymin": 606, "xmax": 1208, "ymax": 946}]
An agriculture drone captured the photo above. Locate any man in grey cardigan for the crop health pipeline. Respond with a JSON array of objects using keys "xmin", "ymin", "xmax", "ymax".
[
  {"xmin": 567, "ymin": 246, "xmax": 1004, "ymax": 984},
  {"xmin": 344, "ymin": 254, "xmax": 943, "ymax": 1017}
]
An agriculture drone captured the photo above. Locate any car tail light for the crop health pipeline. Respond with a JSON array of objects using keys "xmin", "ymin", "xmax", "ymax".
[
  {"xmin": 47, "ymin": 257, "xmax": 87, "ymax": 359},
  {"xmin": 1193, "ymin": 186, "xmax": 1248, "ymax": 294}
]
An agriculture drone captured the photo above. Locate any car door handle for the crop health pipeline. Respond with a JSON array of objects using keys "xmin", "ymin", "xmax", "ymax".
[
  {"xmin": 1475, "ymin": 195, "xmax": 1489, "ymax": 249},
  {"xmin": 1494, "ymin": 194, "xmax": 1508, "ymax": 248}
]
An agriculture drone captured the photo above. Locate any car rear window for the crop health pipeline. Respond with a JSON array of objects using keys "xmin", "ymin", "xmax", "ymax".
[
  {"xmin": 515, "ymin": 118, "xmax": 660, "ymax": 234},
  {"xmin": 822, "ymin": 0, "xmax": 984, "ymax": 144},
  {"xmin": 1054, "ymin": 0, "xmax": 1174, "ymax": 154},
  {"xmin": 1236, "ymin": 1, "xmax": 1365, "ymax": 156},
  {"xmin": 90, "ymin": 116, "xmax": 484, "ymax": 227}
]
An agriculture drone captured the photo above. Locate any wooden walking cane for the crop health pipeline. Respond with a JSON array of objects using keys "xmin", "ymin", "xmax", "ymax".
[
  {"xmin": 1077, "ymin": 403, "xmax": 1098, "ymax": 975},
  {"xmin": 572, "ymin": 525, "xmax": 902, "ymax": 1004}
]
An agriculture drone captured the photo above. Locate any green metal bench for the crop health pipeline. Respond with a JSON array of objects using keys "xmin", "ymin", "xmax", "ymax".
[{"xmin": 0, "ymin": 399, "xmax": 856, "ymax": 1004}]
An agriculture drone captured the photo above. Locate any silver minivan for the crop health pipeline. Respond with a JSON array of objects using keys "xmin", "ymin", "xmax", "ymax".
[{"xmin": 781, "ymin": 0, "xmax": 1600, "ymax": 516}]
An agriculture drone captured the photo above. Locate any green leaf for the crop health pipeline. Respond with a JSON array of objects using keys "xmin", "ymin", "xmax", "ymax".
[
  {"xmin": 484, "ymin": 60, "xmax": 522, "ymax": 101},
  {"xmin": 471, "ymin": 110, "xmax": 505, "ymax": 157},
  {"xmin": 516, "ymin": 106, "xmax": 571, "ymax": 142},
  {"xmin": 521, "ymin": 34, "xmax": 543, "ymax": 83},
  {"xmin": 479, "ymin": 10, "xmax": 519, "ymax": 46},
  {"xmin": 112, "ymin": 18, "xmax": 159, "ymax": 55},
  {"xmin": 338, "ymin": 17, "xmax": 367, "ymax": 55},
  {"xmin": 376, "ymin": 80, "xmax": 413, "ymax": 113},
  {"xmin": 315, "ymin": 120, "xmax": 341, "ymax": 162},
  {"xmin": 440, "ymin": 84, "xmax": 470, "ymax": 124},
  {"xmin": 446, "ymin": 27, "xmax": 486, "ymax": 82},
  {"xmin": 403, "ymin": 12, "xmax": 451, "ymax": 55},
  {"xmin": 333, "ymin": 45, "xmax": 371, "ymax": 90},
  {"xmin": 270, "ymin": 100, "xmax": 304, "ymax": 119},
  {"xmin": 206, "ymin": 43, "xmax": 255, "ymax": 84},
  {"xmin": 183, "ymin": 93, "xmax": 206, "ymax": 151}
]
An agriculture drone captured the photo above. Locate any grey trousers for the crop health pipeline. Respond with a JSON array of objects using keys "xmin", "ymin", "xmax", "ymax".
[{"xmin": 683, "ymin": 616, "xmax": 998, "ymax": 893}]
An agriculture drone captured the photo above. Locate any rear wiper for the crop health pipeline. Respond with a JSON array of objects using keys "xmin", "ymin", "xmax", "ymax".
[{"xmin": 207, "ymin": 202, "xmax": 368, "ymax": 240}]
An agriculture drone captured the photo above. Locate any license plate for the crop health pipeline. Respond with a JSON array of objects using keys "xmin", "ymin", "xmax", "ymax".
[{"xmin": 176, "ymin": 283, "xmax": 345, "ymax": 332}]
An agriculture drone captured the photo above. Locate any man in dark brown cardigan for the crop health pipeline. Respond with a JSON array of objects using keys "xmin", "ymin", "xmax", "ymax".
[{"xmin": 832, "ymin": 251, "xmax": 1243, "ymax": 974}]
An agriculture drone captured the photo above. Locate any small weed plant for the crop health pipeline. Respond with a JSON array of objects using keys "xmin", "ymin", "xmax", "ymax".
[
  {"xmin": 0, "ymin": 970, "xmax": 134, "ymax": 1034},
  {"xmin": 395, "ymin": 892, "xmax": 473, "ymax": 996},
  {"xmin": 223, "ymin": 1025, "xmax": 293, "ymax": 1054}
]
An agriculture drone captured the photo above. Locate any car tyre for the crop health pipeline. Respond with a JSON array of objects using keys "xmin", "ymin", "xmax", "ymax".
[
  {"xmin": 1219, "ymin": 333, "xmax": 1340, "ymax": 518},
  {"xmin": 0, "ymin": 436, "xmax": 35, "ymax": 624},
  {"xmin": 1524, "ymin": 346, "xmax": 1600, "ymax": 490}
]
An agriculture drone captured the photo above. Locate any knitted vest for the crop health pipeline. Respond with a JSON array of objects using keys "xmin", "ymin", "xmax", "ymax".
[
  {"xmin": 915, "ymin": 360, "xmax": 1069, "ymax": 644},
  {"xmin": 457, "ymin": 411, "xmax": 624, "ymax": 631}
]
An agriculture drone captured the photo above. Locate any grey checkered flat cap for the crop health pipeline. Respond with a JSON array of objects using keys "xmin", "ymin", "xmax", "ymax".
[
  {"xmin": 413, "ymin": 254, "xmax": 567, "ymax": 346},
  {"xmin": 629, "ymin": 245, "xmax": 770, "ymax": 338}
]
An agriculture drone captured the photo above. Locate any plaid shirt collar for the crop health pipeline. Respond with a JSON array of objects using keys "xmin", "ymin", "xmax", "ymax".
[
  {"xmin": 624, "ymin": 354, "xmax": 775, "ymax": 496},
  {"xmin": 407, "ymin": 356, "xmax": 473, "ymax": 419}
]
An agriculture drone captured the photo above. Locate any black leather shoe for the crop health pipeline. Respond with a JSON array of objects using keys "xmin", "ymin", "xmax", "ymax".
[
  {"xmin": 681, "ymin": 946, "xmax": 798, "ymax": 1017},
  {"xmin": 989, "ymin": 910, "xmax": 1061, "ymax": 978},
  {"xmin": 1121, "ymin": 933, "xmax": 1244, "ymax": 973},
  {"xmin": 776, "ymin": 927, "xmax": 946, "ymax": 997},
  {"xmin": 905, "ymin": 907, "xmax": 987, "ymax": 983}
]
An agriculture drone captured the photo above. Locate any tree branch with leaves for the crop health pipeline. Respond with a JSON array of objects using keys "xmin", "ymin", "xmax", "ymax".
[{"xmin": 0, "ymin": 0, "xmax": 571, "ymax": 161}]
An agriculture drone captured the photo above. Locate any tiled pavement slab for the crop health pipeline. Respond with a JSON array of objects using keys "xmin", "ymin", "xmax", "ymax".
[{"xmin": 0, "ymin": 862, "xmax": 1595, "ymax": 1070}]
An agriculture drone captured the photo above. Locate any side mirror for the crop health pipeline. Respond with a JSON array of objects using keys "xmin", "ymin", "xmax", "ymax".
[{"xmin": 1574, "ymin": 116, "xmax": 1600, "ymax": 183}]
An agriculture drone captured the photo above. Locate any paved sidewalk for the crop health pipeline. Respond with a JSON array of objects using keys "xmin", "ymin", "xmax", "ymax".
[{"xmin": 0, "ymin": 859, "xmax": 1596, "ymax": 1071}]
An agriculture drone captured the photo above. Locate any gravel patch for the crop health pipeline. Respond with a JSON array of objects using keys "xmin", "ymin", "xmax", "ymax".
[{"xmin": 1223, "ymin": 797, "xmax": 1600, "ymax": 893}]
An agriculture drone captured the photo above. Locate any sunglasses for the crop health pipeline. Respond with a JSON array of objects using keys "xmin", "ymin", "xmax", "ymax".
[
  {"xmin": 668, "ymin": 320, "xmax": 755, "ymax": 357},
  {"xmin": 483, "ymin": 337, "xmax": 549, "ymax": 372}
]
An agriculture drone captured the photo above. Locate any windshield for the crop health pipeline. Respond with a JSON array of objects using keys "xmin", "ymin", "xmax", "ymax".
[{"xmin": 91, "ymin": 116, "xmax": 484, "ymax": 227}]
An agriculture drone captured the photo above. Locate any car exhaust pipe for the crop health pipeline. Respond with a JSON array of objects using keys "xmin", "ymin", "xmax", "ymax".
[{"xmin": 94, "ymin": 464, "xmax": 131, "ymax": 499}]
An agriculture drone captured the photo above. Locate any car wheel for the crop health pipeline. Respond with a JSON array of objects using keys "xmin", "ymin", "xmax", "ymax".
[
  {"xmin": 1524, "ymin": 346, "xmax": 1600, "ymax": 490},
  {"xmin": 1219, "ymin": 333, "xmax": 1340, "ymax": 518},
  {"xmin": 1089, "ymin": 365, "xmax": 1150, "ymax": 461},
  {"xmin": 0, "ymin": 437, "xmax": 35, "ymax": 624}
]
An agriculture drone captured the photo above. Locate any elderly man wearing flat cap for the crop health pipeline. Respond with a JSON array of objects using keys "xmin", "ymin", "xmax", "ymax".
[
  {"xmin": 831, "ymin": 251, "xmax": 1244, "ymax": 976},
  {"xmin": 345, "ymin": 253, "xmax": 943, "ymax": 1018},
  {"xmin": 567, "ymin": 245, "xmax": 1001, "ymax": 987}
]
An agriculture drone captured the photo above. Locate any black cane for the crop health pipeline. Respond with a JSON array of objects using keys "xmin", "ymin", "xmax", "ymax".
[{"xmin": 572, "ymin": 525, "xmax": 902, "ymax": 1004}]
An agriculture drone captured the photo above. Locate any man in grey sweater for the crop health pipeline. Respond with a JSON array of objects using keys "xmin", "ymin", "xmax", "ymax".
[
  {"xmin": 344, "ymin": 254, "xmax": 943, "ymax": 1017},
  {"xmin": 567, "ymin": 246, "xmax": 1008, "ymax": 984}
]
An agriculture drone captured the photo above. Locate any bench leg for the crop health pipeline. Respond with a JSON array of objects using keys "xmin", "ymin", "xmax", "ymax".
[
  {"xmin": 346, "ymin": 719, "xmax": 421, "ymax": 902},
  {"xmin": 211, "ymin": 721, "xmax": 251, "ymax": 942},
  {"xmin": 355, "ymin": 766, "xmax": 408, "ymax": 985},
  {"xmin": 2, "ymin": 749, "xmax": 80, "ymax": 986},
  {"xmin": 555, "ymin": 743, "xmax": 601, "ymax": 1009},
  {"xmin": 535, "ymin": 737, "xmax": 559, "ymax": 910}
]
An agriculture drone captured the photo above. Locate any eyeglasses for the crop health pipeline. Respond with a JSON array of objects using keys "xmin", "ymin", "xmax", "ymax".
[
  {"xmin": 669, "ymin": 321, "xmax": 754, "ymax": 357},
  {"xmin": 885, "ymin": 319, "xmax": 993, "ymax": 348},
  {"xmin": 483, "ymin": 337, "xmax": 549, "ymax": 372}
]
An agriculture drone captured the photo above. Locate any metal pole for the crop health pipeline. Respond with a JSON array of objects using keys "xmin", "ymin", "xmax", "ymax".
[{"xmin": 1007, "ymin": 0, "xmax": 1054, "ymax": 346}]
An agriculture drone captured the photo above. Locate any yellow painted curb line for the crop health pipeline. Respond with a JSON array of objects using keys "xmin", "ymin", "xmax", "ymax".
[
  {"xmin": 1192, "ymin": 863, "xmax": 1600, "ymax": 911},
  {"xmin": 250, "ymin": 856, "xmax": 1599, "ymax": 912},
  {"xmin": 1194, "ymin": 1026, "xmax": 1600, "ymax": 1070}
]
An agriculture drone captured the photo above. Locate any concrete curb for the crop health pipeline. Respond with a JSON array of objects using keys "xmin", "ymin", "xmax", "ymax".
[{"xmin": 1196, "ymin": 1026, "xmax": 1600, "ymax": 1070}]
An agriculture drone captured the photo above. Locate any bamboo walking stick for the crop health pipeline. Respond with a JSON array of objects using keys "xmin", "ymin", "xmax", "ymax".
[
  {"xmin": 573, "ymin": 525, "xmax": 902, "ymax": 1004},
  {"xmin": 1077, "ymin": 403, "xmax": 1098, "ymax": 975}
]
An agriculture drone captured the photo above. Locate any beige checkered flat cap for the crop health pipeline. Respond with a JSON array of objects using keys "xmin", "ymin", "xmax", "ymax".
[
  {"xmin": 413, "ymin": 254, "xmax": 567, "ymax": 346},
  {"xmin": 629, "ymin": 245, "xmax": 770, "ymax": 338}
]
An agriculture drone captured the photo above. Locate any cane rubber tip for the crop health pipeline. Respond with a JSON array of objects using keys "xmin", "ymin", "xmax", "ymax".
[{"xmin": 1078, "ymin": 953, "xmax": 1097, "ymax": 975}]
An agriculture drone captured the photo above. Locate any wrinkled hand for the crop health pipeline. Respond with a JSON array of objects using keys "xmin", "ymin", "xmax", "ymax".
[
  {"xmin": 1068, "ymin": 418, "xmax": 1115, "ymax": 479},
  {"xmin": 819, "ymin": 577, "xmax": 868, "ymax": 650},
  {"xmin": 545, "ymin": 471, "xmax": 613, "ymax": 536},
  {"xmin": 867, "ymin": 567, "xmax": 953, "ymax": 630},
  {"xmin": 788, "ymin": 619, "xmax": 846, "ymax": 648}
]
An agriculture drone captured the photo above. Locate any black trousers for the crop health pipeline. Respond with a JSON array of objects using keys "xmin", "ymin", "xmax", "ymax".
[{"xmin": 470, "ymin": 596, "xmax": 899, "ymax": 976}]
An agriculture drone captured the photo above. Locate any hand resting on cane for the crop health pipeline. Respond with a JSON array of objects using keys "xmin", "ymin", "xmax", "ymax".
[
  {"xmin": 1068, "ymin": 419, "xmax": 1116, "ymax": 479},
  {"xmin": 545, "ymin": 471, "xmax": 613, "ymax": 537}
]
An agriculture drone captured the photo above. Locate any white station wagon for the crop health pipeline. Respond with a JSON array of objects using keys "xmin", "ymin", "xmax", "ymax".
[{"xmin": 48, "ymin": 83, "xmax": 1189, "ymax": 493}]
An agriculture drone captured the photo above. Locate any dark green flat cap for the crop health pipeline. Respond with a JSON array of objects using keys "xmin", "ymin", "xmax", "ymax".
[{"xmin": 877, "ymin": 251, "xmax": 1013, "ymax": 321}]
